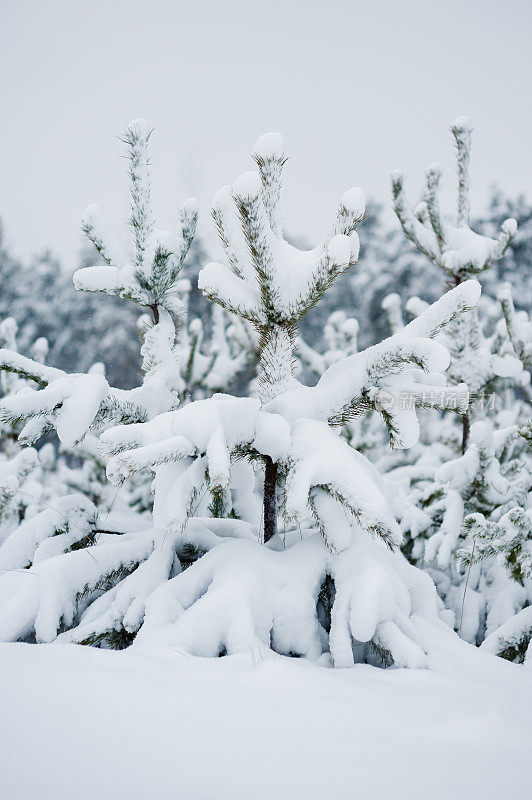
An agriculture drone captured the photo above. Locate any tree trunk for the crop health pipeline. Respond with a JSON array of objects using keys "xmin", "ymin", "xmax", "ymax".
[
  {"xmin": 263, "ymin": 455, "xmax": 278, "ymax": 543},
  {"xmin": 452, "ymin": 275, "xmax": 471, "ymax": 454},
  {"xmin": 461, "ymin": 411, "xmax": 470, "ymax": 454},
  {"xmin": 150, "ymin": 303, "xmax": 160, "ymax": 325}
]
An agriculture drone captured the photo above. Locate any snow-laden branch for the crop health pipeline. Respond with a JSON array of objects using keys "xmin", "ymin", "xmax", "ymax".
[
  {"xmin": 268, "ymin": 281, "xmax": 480, "ymax": 446},
  {"xmin": 392, "ymin": 118, "xmax": 517, "ymax": 279},
  {"xmin": 0, "ymin": 349, "xmax": 64, "ymax": 387}
]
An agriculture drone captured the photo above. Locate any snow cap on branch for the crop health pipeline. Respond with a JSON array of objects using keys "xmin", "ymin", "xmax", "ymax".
[
  {"xmin": 392, "ymin": 119, "xmax": 517, "ymax": 278},
  {"xmin": 199, "ymin": 132, "xmax": 365, "ymax": 326}
]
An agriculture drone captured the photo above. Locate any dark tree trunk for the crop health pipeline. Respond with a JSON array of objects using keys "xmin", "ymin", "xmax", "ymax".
[
  {"xmin": 150, "ymin": 303, "xmax": 160, "ymax": 325},
  {"xmin": 452, "ymin": 275, "xmax": 470, "ymax": 454},
  {"xmin": 263, "ymin": 456, "xmax": 278, "ymax": 543},
  {"xmin": 461, "ymin": 411, "xmax": 470, "ymax": 454}
]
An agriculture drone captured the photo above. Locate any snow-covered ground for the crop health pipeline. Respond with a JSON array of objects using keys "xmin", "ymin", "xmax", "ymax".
[{"xmin": 1, "ymin": 639, "xmax": 530, "ymax": 799}]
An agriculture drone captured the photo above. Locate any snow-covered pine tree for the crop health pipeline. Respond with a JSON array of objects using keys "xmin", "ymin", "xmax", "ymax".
[
  {"xmin": 0, "ymin": 124, "xmax": 481, "ymax": 668},
  {"xmin": 0, "ymin": 328, "xmax": 105, "ymax": 568},
  {"xmin": 388, "ymin": 119, "xmax": 532, "ymax": 661},
  {"xmin": 0, "ymin": 328, "xmax": 98, "ymax": 586},
  {"xmin": 73, "ymin": 133, "xmax": 481, "ymax": 664},
  {"xmin": 0, "ymin": 119, "xmax": 197, "ymax": 609},
  {"xmin": 392, "ymin": 117, "xmax": 519, "ymax": 451},
  {"xmin": 75, "ymin": 119, "xmax": 198, "ymax": 324},
  {"xmin": 0, "ymin": 318, "xmax": 60, "ymax": 543}
]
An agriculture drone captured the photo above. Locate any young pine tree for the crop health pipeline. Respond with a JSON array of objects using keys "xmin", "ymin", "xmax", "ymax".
[
  {"xmin": 389, "ymin": 119, "xmax": 532, "ymax": 660},
  {"xmin": 392, "ymin": 117, "xmax": 519, "ymax": 451}
]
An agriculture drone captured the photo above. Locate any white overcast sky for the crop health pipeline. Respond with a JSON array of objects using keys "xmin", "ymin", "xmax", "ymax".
[{"xmin": 1, "ymin": 0, "xmax": 531, "ymax": 267}]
